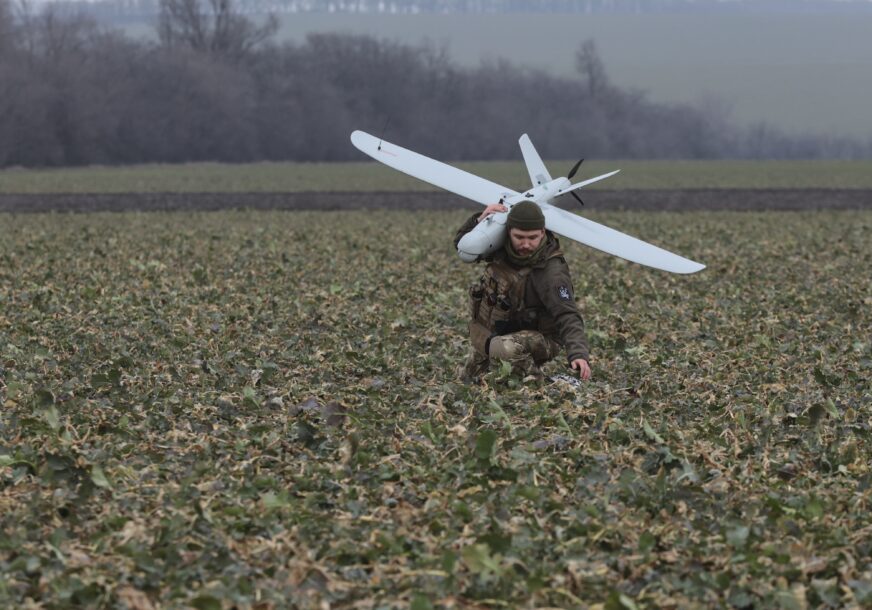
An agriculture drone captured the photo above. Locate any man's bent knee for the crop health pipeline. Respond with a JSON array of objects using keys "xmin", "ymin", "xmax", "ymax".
[
  {"xmin": 488, "ymin": 335, "xmax": 524, "ymax": 361},
  {"xmin": 489, "ymin": 331, "xmax": 556, "ymax": 363}
]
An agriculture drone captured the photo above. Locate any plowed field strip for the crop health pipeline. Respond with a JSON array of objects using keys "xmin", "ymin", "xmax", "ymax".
[{"xmin": 1, "ymin": 189, "xmax": 870, "ymax": 213}]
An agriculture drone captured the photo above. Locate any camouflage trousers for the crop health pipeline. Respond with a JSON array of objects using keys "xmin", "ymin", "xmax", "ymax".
[{"xmin": 462, "ymin": 329, "xmax": 561, "ymax": 380}]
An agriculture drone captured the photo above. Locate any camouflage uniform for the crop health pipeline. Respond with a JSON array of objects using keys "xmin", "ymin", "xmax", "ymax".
[{"xmin": 455, "ymin": 213, "xmax": 590, "ymax": 380}]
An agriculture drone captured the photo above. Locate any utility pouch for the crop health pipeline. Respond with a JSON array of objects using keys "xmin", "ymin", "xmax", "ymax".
[
  {"xmin": 494, "ymin": 320, "xmax": 520, "ymax": 335},
  {"xmin": 483, "ymin": 274, "xmax": 514, "ymax": 326},
  {"xmin": 469, "ymin": 320, "xmax": 494, "ymax": 355},
  {"xmin": 468, "ymin": 281, "xmax": 484, "ymax": 320},
  {"xmin": 487, "ymin": 294, "xmax": 512, "ymax": 326},
  {"xmin": 472, "ymin": 259, "xmax": 533, "ymax": 331}
]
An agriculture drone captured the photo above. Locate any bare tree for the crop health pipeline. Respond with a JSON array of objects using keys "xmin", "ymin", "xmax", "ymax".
[
  {"xmin": 0, "ymin": 0, "xmax": 12, "ymax": 51},
  {"xmin": 157, "ymin": 0, "xmax": 278, "ymax": 60},
  {"xmin": 575, "ymin": 39, "xmax": 609, "ymax": 99},
  {"xmin": 1, "ymin": 13, "xmax": 867, "ymax": 167}
]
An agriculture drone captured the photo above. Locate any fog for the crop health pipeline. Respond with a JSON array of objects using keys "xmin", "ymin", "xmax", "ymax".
[
  {"xmin": 268, "ymin": 12, "xmax": 872, "ymax": 139},
  {"xmin": 66, "ymin": 1, "xmax": 872, "ymax": 138}
]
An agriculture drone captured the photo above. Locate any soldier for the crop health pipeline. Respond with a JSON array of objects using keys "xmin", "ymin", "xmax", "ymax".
[{"xmin": 455, "ymin": 201, "xmax": 592, "ymax": 382}]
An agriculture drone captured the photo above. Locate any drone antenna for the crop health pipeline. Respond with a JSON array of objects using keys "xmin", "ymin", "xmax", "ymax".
[{"xmin": 377, "ymin": 117, "xmax": 391, "ymax": 151}]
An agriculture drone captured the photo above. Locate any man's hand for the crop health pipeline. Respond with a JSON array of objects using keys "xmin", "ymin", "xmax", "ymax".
[
  {"xmin": 571, "ymin": 358, "xmax": 591, "ymax": 381},
  {"xmin": 478, "ymin": 203, "xmax": 508, "ymax": 222}
]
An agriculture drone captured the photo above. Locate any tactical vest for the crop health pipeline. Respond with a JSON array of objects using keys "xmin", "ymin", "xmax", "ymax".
[{"xmin": 468, "ymin": 249, "xmax": 564, "ymax": 340}]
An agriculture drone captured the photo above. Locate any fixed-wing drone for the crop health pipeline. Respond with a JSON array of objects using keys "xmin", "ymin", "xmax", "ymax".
[{"xmin": 350, "ymin": 130, "xmax": 705, "ymax": 274}]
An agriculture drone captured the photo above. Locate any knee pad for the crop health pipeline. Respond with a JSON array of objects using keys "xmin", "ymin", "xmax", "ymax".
[{"xmin": 488, "ymin": 335, "xmax": 522, "ymax": 361}]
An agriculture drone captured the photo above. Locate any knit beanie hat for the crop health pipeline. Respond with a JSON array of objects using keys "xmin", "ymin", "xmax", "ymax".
[{"xmin": 506, "ymin": 201, "xmax": 545, "ymax": 230}]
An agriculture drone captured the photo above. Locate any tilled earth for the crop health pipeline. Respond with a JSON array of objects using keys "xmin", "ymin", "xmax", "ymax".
[{"xmin": 1, "ymin": 188, "xmax": 870, "ymax": 213}]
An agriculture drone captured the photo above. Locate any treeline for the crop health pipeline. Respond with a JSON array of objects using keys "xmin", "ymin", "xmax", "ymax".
[
  {"xmin": 51, "ymin": 0, "xmax": 872, "ymax": 19},
  {"xmin": 1, "ymin": 0, "xmax": 870, "ymax": 168}
]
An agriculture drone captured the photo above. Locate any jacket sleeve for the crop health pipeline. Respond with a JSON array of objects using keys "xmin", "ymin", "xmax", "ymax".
[
  {"xmin": 533, "ymin": 258, "xmax": 590, "ymax": 364},
  {"xmin": 453, "ymin": 213, "xmax": 481, "ymax": 250}
]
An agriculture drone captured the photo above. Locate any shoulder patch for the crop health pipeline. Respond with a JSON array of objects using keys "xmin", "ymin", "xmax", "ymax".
[{"xmin": 558, "ymin": 285, "xmax": 572, "ymax": 300}]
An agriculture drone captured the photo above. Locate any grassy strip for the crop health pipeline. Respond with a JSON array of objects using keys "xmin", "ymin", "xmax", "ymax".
[
  {"xmin": 2, "ymin": 159, "xmax": 872, "ymax": 193},
  {"xmin": 1, "ymin": 209, "xmax": 870, "ymax": 608}
]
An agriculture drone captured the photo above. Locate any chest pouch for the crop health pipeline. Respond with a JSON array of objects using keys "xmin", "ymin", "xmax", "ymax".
[{"xmin": 471, "ymin": 260, "xmax": 531, "ymax": 333}]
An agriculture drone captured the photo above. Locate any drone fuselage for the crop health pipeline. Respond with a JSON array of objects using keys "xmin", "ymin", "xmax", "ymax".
[
  {"xmin": 456, "ymin": 176, "xmax": 573, "ymax": 261},
  {"xmin": 456, "ymin": 212, "xmax": 508, "ymax": 262},
  {"xmin": 516, "ymin": 176, "xmax": 571, "ymax": 205}
]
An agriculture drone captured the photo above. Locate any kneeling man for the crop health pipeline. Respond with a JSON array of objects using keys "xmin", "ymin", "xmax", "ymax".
[{"xmin": 455, "ymin": 201, "xmax": 592, "ymax": 382}]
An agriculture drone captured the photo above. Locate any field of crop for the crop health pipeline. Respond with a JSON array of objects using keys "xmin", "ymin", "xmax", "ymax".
[{"xmin": 1, "ymin": 206, "xmax": 870, "ymax": 608}]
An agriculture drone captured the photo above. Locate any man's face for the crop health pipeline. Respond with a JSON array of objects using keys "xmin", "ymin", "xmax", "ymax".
[{"xmin": 509, "ymin": 228, "xmax": 546, "ymax": 256}]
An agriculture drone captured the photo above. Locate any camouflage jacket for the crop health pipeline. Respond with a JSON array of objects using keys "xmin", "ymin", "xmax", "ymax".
[{"xmin": 455, "ymin": 213, "xmax": 590, "ymax": 364}]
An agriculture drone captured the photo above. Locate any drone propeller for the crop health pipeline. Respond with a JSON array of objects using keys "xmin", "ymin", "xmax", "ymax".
[
  {"xmin": 567, "ymin": 158, "xmax": 584, "ymax": 180},
  {"xmin": 567, "ymin": 159, "xmax": 585, "ymax": 206}
]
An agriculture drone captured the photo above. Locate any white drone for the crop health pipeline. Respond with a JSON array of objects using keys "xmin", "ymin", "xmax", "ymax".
[{"xmin": 350, "ymin": 130, "xmax": 705, "ymax": 274}]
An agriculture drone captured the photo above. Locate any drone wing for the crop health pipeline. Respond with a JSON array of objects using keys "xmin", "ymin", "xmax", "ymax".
[
  {"xmin": 350, "ymin": 129, "xmax": 704, "ymax": 273},
  {"xmin": 350, "ymin": 130, "xmax": 518, "ymax": 205},
  {"xmin": 555, "ymin": 170, "xmax": 622, "ymax": 196},
  {"xmin": 542, "ymin": 205, "xmax": 706, "ymax": 274}
]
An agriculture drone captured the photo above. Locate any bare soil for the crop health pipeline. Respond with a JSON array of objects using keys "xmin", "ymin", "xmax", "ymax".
[{"xmin": 1, "ymin": 189, "xmax": 870, "ymax": 213}]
